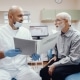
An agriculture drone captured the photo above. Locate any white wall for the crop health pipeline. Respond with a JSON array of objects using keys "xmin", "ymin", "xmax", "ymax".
[
  {"xmin": 0, "ymin": 0, "xmax": 77, "ymax": 23},
  {"xmin": 76, "ymin": 0, "xmax": 80, "ymax": 9},
  {"xmin": 0, "ymin": 0, "xmax": 80, "ymax": 35}
]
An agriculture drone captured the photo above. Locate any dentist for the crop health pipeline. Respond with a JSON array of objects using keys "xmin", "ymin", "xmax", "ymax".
[{"xmin": 0, "ymin": 5, "xmax": 41, "ymax": 80}]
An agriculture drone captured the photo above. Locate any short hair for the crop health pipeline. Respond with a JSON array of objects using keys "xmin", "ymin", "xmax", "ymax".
[{"xmin": 56, "ymin": 12, "xmax": 71, "ymax": 25}]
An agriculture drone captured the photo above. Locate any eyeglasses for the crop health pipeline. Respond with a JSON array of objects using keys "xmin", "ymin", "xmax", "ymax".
[{"xmin": 54, "ymin": 19, "xmax": 65, "ymax": 22}]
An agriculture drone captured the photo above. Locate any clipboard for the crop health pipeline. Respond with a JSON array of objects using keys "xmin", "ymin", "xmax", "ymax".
[{"xmin": 14, "ymin": 38, "xmax": 37, "ymax": 55}]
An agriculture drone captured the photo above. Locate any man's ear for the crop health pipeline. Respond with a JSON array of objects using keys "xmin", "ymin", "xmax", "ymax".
[
  {"xmin": 8, "ymin": 14, "xmax": 13, "ymax": 23},
  {"xmin": 65, "ymin": 19, "xmax": 68, "ymax": 23},
  {"xmin": 64, "ymin": 19, "xmax": 68, "ymax": 25},
  {"xmin": 9, "ymin": 15, "xmax": 13, "ymax": 19}
]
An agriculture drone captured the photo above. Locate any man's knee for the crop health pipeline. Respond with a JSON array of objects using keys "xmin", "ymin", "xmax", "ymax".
[
  {"xmin": 40, "ymin": 68, "xmax": 44, "ymax": 77},
  {"xmin": 40, "ymin": 66, "xmax": 49, "ymax": 77},
  {"xmin": 52, "ymin": 68, "xmax": 67, "ymax": 80}
]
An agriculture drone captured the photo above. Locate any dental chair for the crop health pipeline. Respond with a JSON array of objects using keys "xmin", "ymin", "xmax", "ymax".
[{"xmin": 65, "ymin": 72, "xmax": 80, "ymax": 80}]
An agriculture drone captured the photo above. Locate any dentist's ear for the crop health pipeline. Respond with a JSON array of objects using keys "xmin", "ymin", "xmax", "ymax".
[
  {"xmin": 8, "ymin": 14, "xmax": 14, "ymax": 22},
  {"xmin": 8, "ymin": 17, "xmax": 11, "ymax": 23}
]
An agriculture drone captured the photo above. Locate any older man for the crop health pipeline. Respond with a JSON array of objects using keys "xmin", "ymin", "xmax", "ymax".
[
  {"xmin": 0, "ymin": 6, "xmax": 41, "ymax": 80},
  {"xmin": 40, "ymin": 12, "xmax": 80, "ymax": 80}
]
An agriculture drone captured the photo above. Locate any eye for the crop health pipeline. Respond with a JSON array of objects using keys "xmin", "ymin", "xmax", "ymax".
[{"xmin": 55, "ymin": 19, "xmax": 62, "ymax": 22}]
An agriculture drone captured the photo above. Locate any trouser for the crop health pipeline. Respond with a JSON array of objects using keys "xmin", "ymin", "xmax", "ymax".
[{"xmin": 40, "ymin": 59, "xmax": 80, "ymax": 80}]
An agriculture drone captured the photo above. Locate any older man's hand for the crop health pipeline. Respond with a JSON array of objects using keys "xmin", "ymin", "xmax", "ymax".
[
  {"xmin": 48, "ymin": 56, "xmax": 57, "ymax": 64},
  {"xmin": 48, "ymin": 64, "xmax": 55, "ymax": 76}
]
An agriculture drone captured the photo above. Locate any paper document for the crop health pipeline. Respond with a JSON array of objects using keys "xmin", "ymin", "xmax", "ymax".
[
  {"xmin": 14, "ymin": 32, "xmax": 58, "ymax": 55},
  {"xmin": 14, "ymin": 38, "xmax": 37, "ymax": 55},
  {"xmin": 37, "ymin": 32, "xmax": 58, "ymax": 54}
]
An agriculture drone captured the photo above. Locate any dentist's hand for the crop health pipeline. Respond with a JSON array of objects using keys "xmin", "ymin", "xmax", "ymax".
[
  {"xmin": 4, "ymin": 49, "xmax": 21, "ymax": 57},
  {"xmin": 31, "ymin": 53, "xmax": 40, "ymax": 61},
  {"xmin": 0, "ymin": 51, "xmax": 5, "ymax": 59}
]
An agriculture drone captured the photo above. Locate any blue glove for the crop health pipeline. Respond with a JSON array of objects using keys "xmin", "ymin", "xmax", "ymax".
[
  {"xmin": 47, "ymin": 49, "xmax": 53, "ymax": 60},
  {"xmin": 4, "ymin": 49, "xmax": 21, "ymax": 57},
  {"xmin": 31, "ymin": 53, "xmax": 40, "ymax": 61}
]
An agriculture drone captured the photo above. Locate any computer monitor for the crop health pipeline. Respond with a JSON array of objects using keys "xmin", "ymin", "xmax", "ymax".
[{"xmin": 29, "ymin": 26, "xmax": 49, "ymax": 39}]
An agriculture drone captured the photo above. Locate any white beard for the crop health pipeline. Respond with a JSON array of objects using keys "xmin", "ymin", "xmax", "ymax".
[{"xmin": 56, "ymin": 23, "xmax": 65, "ymax": 31}]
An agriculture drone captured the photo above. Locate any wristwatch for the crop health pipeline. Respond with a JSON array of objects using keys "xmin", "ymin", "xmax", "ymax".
[{"xmin": 55, "ymin": 0, "xmax": 63, "ymax": 4}]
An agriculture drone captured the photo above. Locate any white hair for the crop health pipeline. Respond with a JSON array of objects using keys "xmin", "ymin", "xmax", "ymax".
[{"xmin": 56, "ymin": 12, "xmax": 71, "ymax": 25}]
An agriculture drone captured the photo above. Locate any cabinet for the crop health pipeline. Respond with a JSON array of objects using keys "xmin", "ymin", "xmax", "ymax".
[
  {"xmin": 40, "ymin": 9, "xmax": 56, "ymax": 22},
  {"xmin": 56, "ymin": 10, "xmax": 80, "ymax": 21},
  {"xmin": 40, "ymin": 9, "xmax": 80, "ymax": 22}
]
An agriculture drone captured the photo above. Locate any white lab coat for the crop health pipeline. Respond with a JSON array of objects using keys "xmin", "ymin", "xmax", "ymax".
[{"xmin": 0, "ymin": 24, "xmax": 41, "ymax": 80}]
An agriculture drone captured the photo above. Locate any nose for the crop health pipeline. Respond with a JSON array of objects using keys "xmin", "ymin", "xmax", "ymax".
[
  {"xmin": 54, "ymin": 21, "xmax": 57, "ymax": 26},
  {"xmin": 20, "ymin": 19, "xmax": 23, "ymax": 23},
  {"xmin": 20, "ymin": 17, "xmax": 23, "ymax": 23},
  {"xmin": 54, "ymin": 22, "xmax": 58, "ymax": 28}
]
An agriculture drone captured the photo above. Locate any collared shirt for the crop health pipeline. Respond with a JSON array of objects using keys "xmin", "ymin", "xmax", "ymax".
[{"xmin": 53, "ymin": 27, "xmax": 80, "ymax": 67}]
